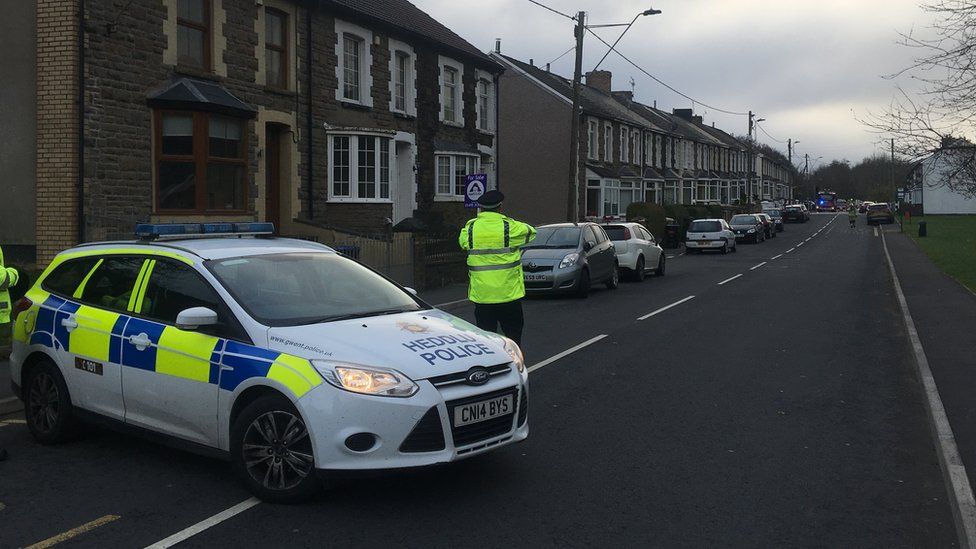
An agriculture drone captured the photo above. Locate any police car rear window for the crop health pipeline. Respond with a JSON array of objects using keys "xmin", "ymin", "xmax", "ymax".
[{"xmin": 42, "ymin": 257, "xmax": 100, "ymax": 296}]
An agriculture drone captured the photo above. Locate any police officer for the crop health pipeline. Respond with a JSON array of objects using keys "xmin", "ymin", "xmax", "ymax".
[
  {"xmin": 848, "ymin": 203, "xmax": 857, "ymax": 228},
  {"xmin": 458, "ymin": 190, "xmax": 536, "ymax": 346},
  {"xmin": 0, "ymin": 246, "xmax": 18, "ymax": 462}
]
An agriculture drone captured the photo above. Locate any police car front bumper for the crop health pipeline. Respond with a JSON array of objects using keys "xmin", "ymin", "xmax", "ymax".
[{"xmin": 299, "ymin": 366, "xmax": 528, "ymax": 472}]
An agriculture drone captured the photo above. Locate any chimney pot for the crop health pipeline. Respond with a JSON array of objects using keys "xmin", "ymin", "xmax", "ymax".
[
  {"xmin": 494, "ymin": 38, "xmax": 501, "ymax": 54},
  {"xmin": 529, "ymin": 58, "xmax": 534, "ymax": 66}
]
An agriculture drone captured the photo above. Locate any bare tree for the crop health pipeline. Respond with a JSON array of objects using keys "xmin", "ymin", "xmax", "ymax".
[{"xmin": 861, "ymin": 0, "xmax": 976, "ymax": 196}]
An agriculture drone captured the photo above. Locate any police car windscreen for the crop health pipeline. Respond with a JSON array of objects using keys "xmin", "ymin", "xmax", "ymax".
[
  {"xmin": 523, "ymin": 227, "xmax": 580, "ymax": 249},
  {"xmin": 209, "ymin": 253, "xmax": 423, "ymax": 326},
  {"xmin": 688, "ymin": 221, "xmax": 721, "ymax": 233}
]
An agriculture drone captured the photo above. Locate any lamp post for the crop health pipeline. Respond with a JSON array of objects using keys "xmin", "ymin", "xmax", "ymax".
[{"xmin": 567, "ymin": 7, "xmax": 661, "ymax": 221}]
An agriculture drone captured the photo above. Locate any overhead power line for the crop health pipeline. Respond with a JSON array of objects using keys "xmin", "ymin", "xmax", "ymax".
[
  {"xmin": 583, "ymin": 27, "xmax": 749, "ymax": 117},
  {"xmin": 525, "ymin": 0, "xmax": 576, "ymax": 21},
  {"xmin": 757, "ymin": 123, "xmax": 788, "ymax": 144},
  {"xmin": 548, "ymin": 44, "xmax": 578, "ymax": 66}
]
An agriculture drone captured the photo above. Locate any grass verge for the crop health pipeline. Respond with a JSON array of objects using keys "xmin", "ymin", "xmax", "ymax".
[{"xmin": 906, "ymin": 215, "xmax": 976, "ymax": 294}]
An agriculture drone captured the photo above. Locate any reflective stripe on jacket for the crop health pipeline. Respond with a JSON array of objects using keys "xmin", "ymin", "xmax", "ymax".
[
  {"xmin": 0, "ymin": 246, "xmax": 20, "ymax": 324},
  {"xmin": 458, "ymin": 211, "xmax": 536, "ymax": 304}
]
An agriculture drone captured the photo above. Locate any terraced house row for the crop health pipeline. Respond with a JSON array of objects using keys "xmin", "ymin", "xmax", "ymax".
[{"xmin": 493, "ymin": 54, "xmax": 795, "ymax": 225}]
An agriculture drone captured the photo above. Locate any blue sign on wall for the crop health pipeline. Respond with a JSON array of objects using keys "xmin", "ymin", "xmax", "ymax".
[{"xmin": 464, "ymin": 174, "xmax": 488, "ymax": 209}]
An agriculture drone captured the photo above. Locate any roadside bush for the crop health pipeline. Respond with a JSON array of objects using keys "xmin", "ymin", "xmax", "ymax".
[
  {"xmin": 686, "ymin": 205, "xmax": 708, "ymax": 221},
  {"xmin": 626, "ymin": 202, "xmax": 668, "ymax": 239},
  {"xmin": 664, "ymin": 204, "xmax": 691, "ymax": 239},
  {"xmin": 707, "ymin": 204, "xmax": 725, "ymax": 219}
]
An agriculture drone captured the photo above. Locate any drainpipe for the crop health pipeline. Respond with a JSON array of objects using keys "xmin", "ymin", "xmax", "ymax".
[
  {"xmin": 305, "ymin": 6, "xmax": 314, "ymax": 220},
  {"xmin": 77, "ymin": 0, "xmax": 86, "ymax": 243}
]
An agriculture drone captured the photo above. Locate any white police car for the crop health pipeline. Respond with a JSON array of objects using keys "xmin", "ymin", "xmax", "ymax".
[{"xmin": 9, "ymin": 223, "xmax": 528, "ymax": 502}]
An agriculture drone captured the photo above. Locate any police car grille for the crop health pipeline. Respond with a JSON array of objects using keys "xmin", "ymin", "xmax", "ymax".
[
  {"xmin": 399, "ymin": 407, "xmax": 446, "ymax": 453},
  {"xmin": 517, "ymin": 387, "xmax": 528, "ymax": 427},
  {"xmin": 427, "ymin": 363, "xmax": 511, "ymax": 387},
  {"xmin": 448, "ymin": 387, "xmax": 517, "ymax": 447}
]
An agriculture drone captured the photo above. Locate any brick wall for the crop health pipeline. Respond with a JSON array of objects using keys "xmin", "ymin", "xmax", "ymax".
[{"xmin": 35, "ymin": 0, "xmax": 80, "ymax": 263}]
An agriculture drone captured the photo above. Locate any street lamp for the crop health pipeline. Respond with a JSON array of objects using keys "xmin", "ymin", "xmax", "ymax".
[{"xmin": 591, "ymin": 7, "xmax": 662, "ymax": 71}]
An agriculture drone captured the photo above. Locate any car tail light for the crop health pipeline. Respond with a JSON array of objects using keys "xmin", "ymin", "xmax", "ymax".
[
  {"xmin": 623, "ymin": 228, "xmax": 631, "ymax": 240},
  {"xmin": 12, "ymin": 297, "xmax": 32, "ymax": 322}
]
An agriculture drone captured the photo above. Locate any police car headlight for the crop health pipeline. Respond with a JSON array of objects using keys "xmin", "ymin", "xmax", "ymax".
[
  {"xmin": 503, "ymin": 338, "xmax": 526, "ymax": 374},
  {"xmin": 559, "ymin": 252, "xmax": 580, "ymax": 269},
  {"xmin": 314, "ymin": 361, "xmax": 419, "ymax": 397}
]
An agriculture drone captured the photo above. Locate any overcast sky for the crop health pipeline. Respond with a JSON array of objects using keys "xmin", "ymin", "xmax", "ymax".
[{"xmin": 413, "ymin": 0, "xmax": 940, "ymax": 170}]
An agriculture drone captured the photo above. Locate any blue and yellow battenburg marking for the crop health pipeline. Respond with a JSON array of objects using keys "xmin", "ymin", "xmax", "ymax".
[{"xmin": 23, "ymin": 294, "xmax": 322, "ymax": 398}]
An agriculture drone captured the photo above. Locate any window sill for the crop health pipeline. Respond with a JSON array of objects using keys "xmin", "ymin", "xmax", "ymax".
[
  {"xmin": 172, "ymin": 64, "xmax": 220, "ymax": 82},
  {"xmin": 433, "ymin": 195, "xmax": 465, "ymax": 202},
  {"xmin": 263, "ymin": 85, "xmax": 298, "ymax": 98},
  {"xmin": 393, "ymin": 111, "xmax": 416, "ymax": 120},
  {"xmin": 477, "ymin": 128, "xmax": 495, "ymax": 136},
  {"xmin": 440, "ymin": 120, "xmax": 464, "ymax": 128},
  {"xmin": 327, "ymin": 198, "xmax": 393, "ymax": 204},
  {"xmin": 340, "ymin": 99, "xmax": 372, "ymax": 111}
]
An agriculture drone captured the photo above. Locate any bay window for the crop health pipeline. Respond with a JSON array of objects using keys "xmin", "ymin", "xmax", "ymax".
[
  {"xmin": 329, "ymin": 134, "xmax": 393, "ymax": 201},
  {"xmin": 435, "ymin": 154, "xmax": 479, "ymax": 198},
  {"xmin": 155, "ymin": 111, "xmax": 246, "ymax": 212}
]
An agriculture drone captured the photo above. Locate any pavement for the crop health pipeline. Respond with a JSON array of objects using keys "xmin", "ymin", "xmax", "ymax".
[{"xmin": 0, "ymin": 214, "xmax": 963, "ymax": 547}]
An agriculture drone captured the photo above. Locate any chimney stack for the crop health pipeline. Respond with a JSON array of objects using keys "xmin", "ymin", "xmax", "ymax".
[
  {"xmin": 692, "ymin": 115, "xmax": 703, "ymax": 125},
  {"xmin": 672, "ymin": 108, "xmax": 693, "ymax": 121},
  {"xmin": 546, "ymin": 63, "xmax": 550, "ymax": 72},
  {"xmin": 529, "ymin": 58, "xmax": 534, "ymax": 66},
  {"xmin": 584, "ymin": 70, "xmax": 612, "ymax": 94}
]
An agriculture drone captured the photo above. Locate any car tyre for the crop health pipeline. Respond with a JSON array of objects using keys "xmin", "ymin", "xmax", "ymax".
[
  {"xmin": 731, "ymin": 242, "xmax": 738, "ymax": 253},
  {"xmin": 655, "ymin": 254, "xmax": 666, "ymax": 276},
  {"xmin": 231, "ymin": 394, "xmax": 320, "ymax": 503},
  {"xmin": 721, "ymin": 241, "xmax": 729, "ymax": 254},
  {"xmin": 24, "ymin": 357, "xmax": 76, "ymax": 444},
  {"xmin": 576, "ymin": 268, "xmax": 590, "ymax": 298},
  {"xmin": 607, "ymin": 262, "xmax": 619, "ymax": 290},
  {"xmin": 633, "ymin": 256, "xmax": 646, "ymax": 282}
]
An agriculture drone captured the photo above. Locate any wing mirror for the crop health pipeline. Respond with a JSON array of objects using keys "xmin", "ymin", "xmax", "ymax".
[
  {"xmin": 583, "ymin": 241, "xmax": 594, "ymax": 252},
  {"xmin": 404, "ymin": 287, "xmax": 418, "ymax": 296},
  {"xmin": 176, "ymin": 307, "xmax": 219, "ymax": 331}
]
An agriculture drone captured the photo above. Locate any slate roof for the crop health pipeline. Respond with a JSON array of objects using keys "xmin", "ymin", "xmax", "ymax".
[
  {"xmin": 146, "ymin": 78, "xmax": 256, "ymax": 118},
  {"xmin": 496, "ymin": 54, "xmax": 656, "ymax": 128},
  {"xmin": 322, "ymin": 0, "xmax": 500, "ymax": 69},
  {"xmin": 696, "ymin": 123, "xmax": 748, "ymax": 150}
]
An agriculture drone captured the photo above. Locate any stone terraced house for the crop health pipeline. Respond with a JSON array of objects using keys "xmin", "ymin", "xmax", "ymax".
[{"xmin": 7, "ymin": 0, "xmax": 502, "ymax": 268}]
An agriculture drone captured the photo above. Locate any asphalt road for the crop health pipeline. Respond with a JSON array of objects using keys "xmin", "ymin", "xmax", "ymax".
[{"xmin": 0, "ymin": 214, "xmax": 957, "ymax": 548}]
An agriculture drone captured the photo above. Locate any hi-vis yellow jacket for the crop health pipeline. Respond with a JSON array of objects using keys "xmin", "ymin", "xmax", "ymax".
[
  {"xmin": 458, "ymin": 211, "xmax": 536, "ymax": 304},
  {"xmin": 0, "ymin": 246, "xmax": 20, "ymax": 324}
]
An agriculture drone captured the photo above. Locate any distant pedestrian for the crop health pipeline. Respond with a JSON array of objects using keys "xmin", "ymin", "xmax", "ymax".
[
  {"xmin": 458, "ymin": 190, "xmax": 536, "ymax": 346},
  {"xmin": 848, "ymin": 205, "xmax": 857, "ymax": 228},
  {"xmin": 0, "ymin": 245, "xmax": 19, "ymax": 463}
]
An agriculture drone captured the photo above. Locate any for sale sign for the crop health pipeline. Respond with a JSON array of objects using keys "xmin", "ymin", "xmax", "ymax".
[{"xmin": 464, "ymin": 174, "xmax": 487, "ymax": 209}]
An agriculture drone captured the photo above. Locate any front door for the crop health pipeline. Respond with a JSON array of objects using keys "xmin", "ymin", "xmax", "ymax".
[
  {"xmin": 122, "ymin": 258, "xmax": 224, "ymax": 447},
  {"xmin": 393, "ymin": 140, "xmax": 414, "ymax": 224},
  {"xmin": 265, "ymin": 125, "xmax": 282, "ymax": 233}
]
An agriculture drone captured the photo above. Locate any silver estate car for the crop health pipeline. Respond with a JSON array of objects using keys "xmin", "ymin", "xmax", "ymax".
[{"xmin": 521, "ymin": 223, "xmax": 618, "ymax": 298}]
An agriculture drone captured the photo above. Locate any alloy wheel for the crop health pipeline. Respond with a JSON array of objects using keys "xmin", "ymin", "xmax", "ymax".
[
  {"xmin": 28, "ymin": 372, "xmax": 60, "ymax": 435},
  {"xmin": 242, "ymin": 411, "xmax": 314, "ymax": 491}
]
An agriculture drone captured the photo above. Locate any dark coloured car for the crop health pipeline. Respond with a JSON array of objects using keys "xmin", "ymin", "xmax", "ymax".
[
  {"xmin": 763, "ymin": 209, "xmax": 785, "ymax": 232},
  {"xmin": 729, "ymin": 214, "xmax": 766, "ymax": 243},
  {"xmin": 521, "ymin": 223, "xmax": 619, "ymax": 297},
  {"xmin": 757, "ymin": 213, "xmax": 777, "ymax": 239},
  {"xmin": 782, "ymin": 205, "xmax": 809, "ymax": 223}
]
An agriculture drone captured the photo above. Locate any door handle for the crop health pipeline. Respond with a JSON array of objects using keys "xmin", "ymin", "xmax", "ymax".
[
  {"xmin": 128, "ymin": 333, "xmax": 151, "ymax": 351},
  {"xmin": 61, "ymin": 317, "xmax": 78, "ymax": 332}
]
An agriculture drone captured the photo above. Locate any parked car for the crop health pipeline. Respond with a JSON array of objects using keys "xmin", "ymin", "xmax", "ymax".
[
  {"xmin": 866, "ymin": 203, "xmax": 895, "ymax": 225},
  {"xmin": 601, "ymin": 222, "xmax": 665, "ymax": 281},
  {"xmin": 685, "ymin": 219, "xmax": 737, "ymax": 254},
  {"xmin": 859, "ymin": 201, "xmax": 874, "ymax": 213},
  {"xmin": 521, "ymin": 223, "xmax": 618, "ymax": 297},
  {"xmin": 729, "ymin": 214, "xmax": 766, "ymax": 243},
  {"xmin": 763, "ymin": 209, "xmax": 785, "ymax": 232},
  {"xmin": 757, "ymin": 213, "xmax": 777, "ymax": 238},
  {"xmin": 782, "ymin": 205, "xmax": 809, "ymax": 223}
]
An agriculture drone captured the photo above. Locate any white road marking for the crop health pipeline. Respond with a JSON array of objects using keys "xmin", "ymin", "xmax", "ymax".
[
  {"xmin": 144, "ymin": 498, "xmax": 260, "ymax": 549},
  {"xmin": 678, "ymin": 252, "xmax": 686, "ymax": 257},
  {"xmin": 637, "ymin": 295, "xmax": 696, "ymax": 321},
  {"xmin": 434, "ymin": 298, "xmax": 469, "ymax": 308},
  {"xmin": 666, "ymin": 255, "xmax": 675, "ymax": 259},
  {"xmin": 750, "ymin": 262, "xmax": 767, "ymax": 271},
  {"xmin": 27, "ymin": 515, "xmax": 121, "ymax": 549},
  {"xmin": 528, "ymin": 334, "xmax": 608, "ymax": 373},
  {"xmin": 874, "ymin": 226, "xmax": 879, "ymax": 237},
  {"xmin": 881, "ymin": 231, "xmax": 976, "ymax": 548},
  {"xmin": 717, "ymin": 274, "xmax": 743, "ymax": 286},
  {"xmin": 771, "ymin": 254, "xmax": 783, "ymax": 260},
  {"xmin": 796, "ymin": 242, "xmax": 804, "ymax": 247},
  {"xmin": 805, "ymin": 237, "xmax": 812, "ymax": 242},
  {"xmin": 786, "ymin": 247, "xmax": 796, "ymax": 254}
]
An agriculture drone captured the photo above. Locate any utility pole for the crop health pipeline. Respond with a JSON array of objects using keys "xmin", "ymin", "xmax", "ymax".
[
  {"xmin": 567, "ymin": 11, "xmax": 585, "ymax": 222},
  {"xmin": 747, "ymin": 111, "xmax": 754, "ymax": 202},
  {"xmin": 788, "ymin": 138, "xmax": 792, "ymax": 163},
  {"xmin": 890, "ymin": 137, "xmax": 896, "ymax": 201}
]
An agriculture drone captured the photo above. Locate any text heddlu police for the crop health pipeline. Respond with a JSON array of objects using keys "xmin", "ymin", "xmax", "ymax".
[{"xmin": 402, "ymin": 332, "xmax": 498, "ymax": 365}]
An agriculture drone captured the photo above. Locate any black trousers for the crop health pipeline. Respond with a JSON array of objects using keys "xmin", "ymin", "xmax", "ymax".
[{"xmin": 474, "ymin": 299, "xmax": 524, "ymax": 346}]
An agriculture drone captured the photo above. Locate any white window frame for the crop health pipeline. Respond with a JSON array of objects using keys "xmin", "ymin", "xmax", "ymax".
[
  {"xmin": 587, "ymin": 119, "xmax": 598, "ymax": 160},
  {"xmin": 328, "ymin": 133, "xmax": 394, "ymax": 203},
  {"xmin": 335, "ymin": 20, "xmax": 373, "ymax": 107},
  {"xmin": 434, "ymin": 153, "xmax": 479, "ymax": 201},
  {"xmin": 603, "ymin": 123, "xmax": 613, "ymax": 162},
  {"xmin": 620, "ymin": 126, "xmax": 628, "ymax": 163},
  {"xmin": 475, "ymin": 69, "xmax": 494, "ymax": 133},
  {"xmin": 438, "ymin": 56, "xmax": 464, "ymax": 127},
  {"xmin": 388, "ymin": 39, "xmax": 416, "ymax": 116}
]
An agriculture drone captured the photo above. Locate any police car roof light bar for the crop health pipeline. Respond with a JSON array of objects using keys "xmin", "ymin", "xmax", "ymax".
[{"xmin": 135, "ymin": 222, "xmax": 276, "ymax": 241}]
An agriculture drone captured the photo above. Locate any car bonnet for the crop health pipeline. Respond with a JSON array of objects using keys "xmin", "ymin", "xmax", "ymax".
[{"xmin": 265, "ymin": 309, "xmax": 511, "ymax": 381}]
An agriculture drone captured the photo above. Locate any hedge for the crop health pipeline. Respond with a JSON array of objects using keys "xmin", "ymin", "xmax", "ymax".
[{"xmin": 625, "ymin": 202, "xmax": 668, "ymax": 239}]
